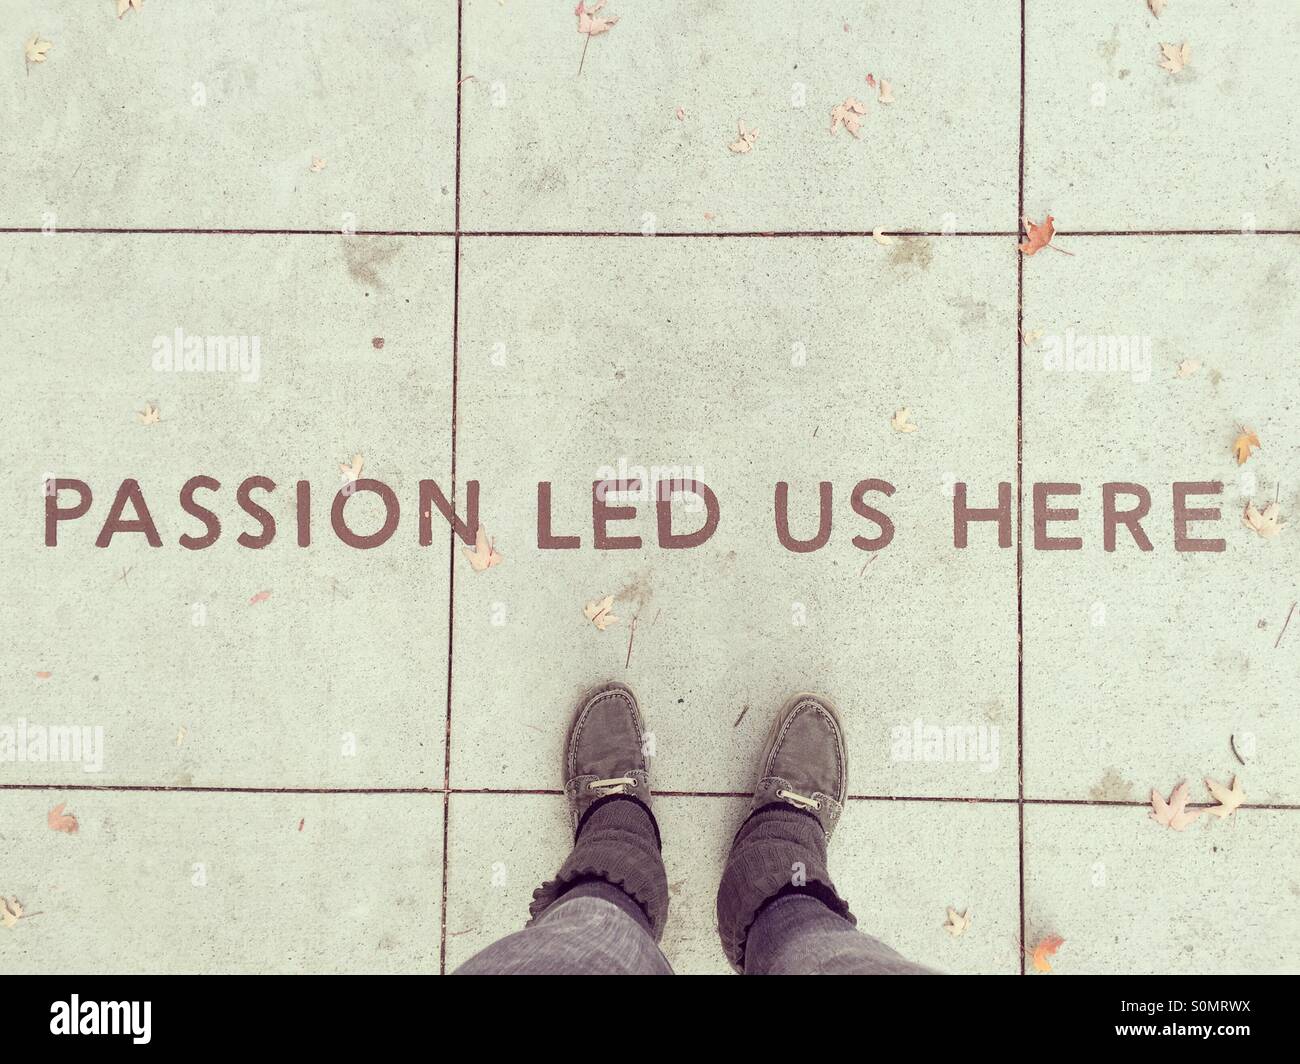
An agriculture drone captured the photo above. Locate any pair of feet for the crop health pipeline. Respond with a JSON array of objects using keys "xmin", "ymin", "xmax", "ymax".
[{"xmin": 564, "ymin": 681, "xmax": 848, "ymax": 841}]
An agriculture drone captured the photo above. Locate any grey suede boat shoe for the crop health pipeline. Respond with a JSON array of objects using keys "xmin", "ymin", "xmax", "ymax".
[
  {"xmin": 562, "ymin": 681, "xmax": 653, "ymax": 834},
  {"xmin": 749, "ymin": 693, "xmax": 848, "ymax": 841}
]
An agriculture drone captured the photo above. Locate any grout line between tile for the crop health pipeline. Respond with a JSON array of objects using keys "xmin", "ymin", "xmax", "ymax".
[
  {"xmin": 439, "ymin": 0, "xmax": 465, "ymax": 980},
  {"xmin": 2, "ymin": 228, "xmax": 1297, "ymax": 238},
  {"xmin": 1016, "ymin": 0, "xmax": 1028, "ymax": 978}
]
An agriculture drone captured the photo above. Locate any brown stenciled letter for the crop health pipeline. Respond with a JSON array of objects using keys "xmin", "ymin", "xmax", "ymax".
[
  {"xmin": 953, "ymin": 482, "xmax": 1012, "ymax": 548},
  {"xmin": 236, "ymin": 476, "xmax": 277, "ymax": 549},
  {"xmin": 1173, "ymin": 481, "xmax": 1225, "ymax": 553},
  {"xmin": 96, "ymin": 479, "xmax": 162, "ymax": 548},
  {"xmin": 593, "ymin": 479, "xmax": 642, "ymax": 550},
  {"xmin": 332, "ymin": 479, "xmax": 400, "ymax": 549},
  {"xmin": 775, "ymin": 482, "xmax": 832, "ymax": 553},
  {"xmin": 1033, "ymin": 482, "xmax": 1083, "ymax": 551},
  {"xmin": 850, "ymin": 479, "xmax": 895, "ymax": 551},
  {"xmin": 1102, "ymin": 482, "xmax": 1153, "ymax": 552},
  {"xmin": 537, "ymin": 482, "xmax": 580, "ymax": 549},
  {"xmin": 655, "ymin": 479, "xmax": 719, "ymax": 549},
  {"xmin": 44, "ymin": 478, "xmax": 92, "ymax": 546},
  {"xmin": 179, "ymin": 475, "xmax": 222, "ymax": 550},
  {"xmin": 419, "ymin": 479, "xmax": 479, "ymax": 547}
]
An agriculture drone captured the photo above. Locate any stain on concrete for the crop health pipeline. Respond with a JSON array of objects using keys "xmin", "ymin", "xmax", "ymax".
[{"xmin": 1089, "ymin": 767, "xmax": 1136, "ymax": 803}]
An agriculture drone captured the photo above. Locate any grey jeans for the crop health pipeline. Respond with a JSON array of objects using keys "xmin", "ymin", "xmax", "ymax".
[{"xmin": 454, "ymin": 797, "xmax": 934, "ymax": 975}]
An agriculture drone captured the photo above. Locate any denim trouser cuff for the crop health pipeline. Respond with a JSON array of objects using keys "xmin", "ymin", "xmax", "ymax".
[
  {"xmin": 528, "ymin": 796, "xmax": 670, "ymax": 942},
  {"xmin": 716, "ymin": 805, "xmax": 855, "ymax": 970}
]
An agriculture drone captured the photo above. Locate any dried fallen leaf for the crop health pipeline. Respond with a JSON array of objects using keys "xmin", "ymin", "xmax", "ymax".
[
  {"xmin": 1204, "ymin": 776, "xmax": 1246, "ymax": 819},
  {"xmin": 339, "ymin": 454, "xmax": 364, "ymax": 483},
  {"xmin": 47, "ymin": 802, "xmax": 78, "ymax": 834},
  {"xmin": 830, "ymin": 97, "xmax": 868, "ymax": 137},
  {"xmin": 463, "ymin": 525, "xmax": 503, "ymax": 572},
  {"xmin": 728, "ymin": 120, "xmax": 758, "ymax": 154},
  {"xmin": 1031, "ymin": 934, "xmax": 1065, "ymax": 973},
  {"xmin": 137, "ymin": 403, "xmax": 160, "ymax": 425},
  {"xmin": 310, "ymin": 157, "xmax": 326, "ymax": 173},
  {"xmin": 1175, "ymin": 358, "xmax": 1201, "ymax": 378},
  {"xmin": 1158, "ymin": 41, "xmax": 1191, "ymax": 74},
  {"xmin": 25, "ymin": 36, "xmax": 51, "ymax": 64},
  {"xmin": 117, "ymin": 0, "xmax": 143, "ymax": 18},
  {"xmin": 943, "ymin": 907, "xmax": 971, "ymax": 937},
  {"xmin": 865, "ymin": 73, "xmax": 876, "ymax": 88},
  {"xmin": 1232, "ymin": 427, "xmax": 1261, "ymax": 465},
  {"xmin": 583, "ymin": 594, "xmax": 619, "ymax": 631},
  {"xmin": 1018, "ymin": 215, "xmax": 1056, "ymax": 256},
  {"xmin": 176, "ymin": 726, "xmax": 187, "ymax": 747},
  {"xmin": 248, "ymin": 590, "xmax": 272, "ymax": 605},
  {"xmin": 1242, "ymin": 500, "xmax": 1283, "ymax": 539},
  {"xmin": 575, "ymin": 0, "xmax": 618, "ymax": 36},
  {"xmin": 675, "ymin": 107, "xmax": 685, "ymax": 121},
  {"xmin": 872, "ymin": 227, "xmax": 895, "ymax": 246},
  {"xmin": 1148, "ymin": 0, "xmax": 1167, "ymax": 16},
  {"xmin": 1021, "ymin": 328, "xmax": 1044, "ymax": 346},
  {"xmin": 878, "ymin": 79, "xmax": 894, "ymax": 104},
  {"xmin": 891, "ymin": 407, "xmax": 918, "ymax": 433},
  {"xmin": 35, "ymin": 670, "xmax": 52, "ymax": 680},
  {"xmin": 1, "ymin": 897, "xmax": 24, "ymax": 930},
  {"xmin": 1150, "ymin": 780, "xmax": 1201, "ymax": 831}
]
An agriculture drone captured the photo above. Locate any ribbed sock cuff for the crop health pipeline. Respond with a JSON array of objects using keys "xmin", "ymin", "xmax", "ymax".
[
  {"xmin": 528, "ymin": 796, "xmax": 670, "ymax": 941},
  {"xmin": 716, "ymin": 804, "xmax": 855, "ymax": 970}
]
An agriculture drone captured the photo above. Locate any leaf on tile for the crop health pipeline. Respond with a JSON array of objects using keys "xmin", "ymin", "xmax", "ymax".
[
  {"xmin": 728, "ymin": 120, "xmax": 759, "ymax": 154},
  {"xmin": 310, "ymin": 157, "xmax": 326, "ymax": 173},
  {"xmin": 675, "ymin": 107, "xmax": 685, "ymax": 121},
  {"xmin": 248, "ymin": 590, "xmax": 272, "ymax": 605},
  {"xmin": 872, "ymin": 228, "xmax": 896, "ymax": 246},
  {"xmin": 943, "ymin": 907, "xmax": 971, "ymax": 937},
  {"xmin": 1148, "ymin": 0, "xmax": 1168, "ymax": 16},
  {"xmin": 1150, "ymin": 780, "xmax": 1201, "ymax": 831},
  {"xmin": 137, "ymin": 403, "xmax": 161, "ymax": 425},
  {"xmin": 47, "ymin": 802, "xmax": 79, "ymax": 834},
  {"xmin": 1204, "ymin": 776, "xmax": 1246, "ymax": 819},
  {"xmin": 1, "ymin": 897, "xmax": 24, "ymax": 930},
  {"xmin": 25, "ymin": 36, "xmax": 52, "ymax": 64},
  {"xmin": 830, "ymin": 97, "xmax": 868, "ymax": 137},
  {"xmin": 878, "ymin": 79, "xmax": 895, "ymax": 104},
  {"xmin": 117, "ymin": 0, "xmax": 143, "ymax": 18},
  {"xmin": 1158, "ymin": 42, "xmax": 1191, "ymax": 74},
  {"xmin": 1232, "ymin": 427, "xmax": 1261, "ymax": 465},
  {"xmin": 1021, "ymin": 328, "xmax": 1044, "ymax": 346},
  {"xmin": 463, "ymin": 525, "xmax": 504, "ymax": 572},
  {"xmin": 583, "ymin": 594, "xmax": 619, "ymax": 631},
  {"xmin": 1175, "ymin": 358, "xmax": 1201, "ymax": 378},
  {"xmin": 1018, "ymin": 215, "xmax": 1056, "ymax": 256},
  {"xmin": 35, "ymin": 670, "xmax": 52, "ymax": 680},
  {"xmin": 339, "ymin": 453, "xmax": 364, "ymax": 483},
  {"xmin": 891, "ymin": 407, "xmax": 918, "ymax": 433},
  {"xmin": 865, "ymin": 73, "xmax": 876, "ymax": 88},
  {"xmin": 575, "ymin": 0, "xmax": 618, "ymax": 36},
  {"xmin": 1242, "ymin": 500, "xmax": 1283, "ymax": 539},
  {"xmin": 176, "ymin": 725, "xmax": 187, "ymax": 747},
  {"xmin": 1031, "ymin": 934, "xmax": 1064, "ymax": 973}
]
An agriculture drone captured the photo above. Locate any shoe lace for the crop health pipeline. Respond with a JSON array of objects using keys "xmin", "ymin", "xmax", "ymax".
[
  {"xmin": 587, "ymin": 776, "xmax": 637, "ymax": 794},
  {"xmin": 777, "ymin": 788, "xmax": 821, "ymax": 811}
]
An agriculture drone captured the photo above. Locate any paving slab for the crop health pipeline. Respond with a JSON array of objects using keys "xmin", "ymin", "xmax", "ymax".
[
  {"xmin": 1024, "ymin": 0, "xmax": 1300, "ymax": 230},
  {"xmin": 0, "ymin": 789, "xmax": 443, "ymax": 973},
  {"xmin": 451, "ymin": 234, "xmax": 1018, "ymax": 798},
  {"xmin": 443, "ymin": 792, "xmax": 1020, "ymax": 974},
  {"xmin": 1024, "ymin": 803, "xmax": 1300, "ymax": 974},
  {"xmin": 460, "ymin": 0, "xmax": 1019, "ymax": 233},
  {"xmin": 0, "ymin": 234, "xmax": 453, "ymax": 788},
  {"xmin": 1021, "ymin": 236, "xmax": 1300, "ymax": 803},
  {"xmin": 0, "ymin": 0, "xmax": 456, "ymax": 230}
]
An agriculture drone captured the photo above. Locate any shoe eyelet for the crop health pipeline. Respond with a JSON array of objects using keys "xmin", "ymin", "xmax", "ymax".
[{"xmin": 627, "ymin": 779, "xmax": 637, "ymax": 788}]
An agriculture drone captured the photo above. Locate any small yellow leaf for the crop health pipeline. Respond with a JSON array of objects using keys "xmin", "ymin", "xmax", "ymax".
[
  {"xmin": 1204, "ymin": 776, "xmax": 1246, "ymax": 819},
  {"xmin": 137, "ymin": 403, "xmax": 160, "ymax": 425},
  {"xmin": 463, "ymin": 525, "xmax": 503, "ymax": 572},
  {"xmin": 943, "ymin": 907, "xmax": 971, "ymax": 937},
  {"xmin": 117, "ymin": 0, "xmax": 144, "ymax": 19},
  {"xmin": 891, "ymin": 407, "xmax": 918, "ymax": 433},
  {"xmin": 872, "ymin": 227, "xmax": 896, "ymax": 246},
  {"xmin": 583, "ymin": 594, "xmax": 618, "ymax": 631},
  {"xmin": 1158, "ymin": 41, "xmax": 1191, "ymax": 74},
  {"xmin": 25, "ymin": 36, "xmax": 52, "ymax": 64},
  {"xmin": 1232, "ymin": 427, "xmax": 1261, "ymax": 465}
]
